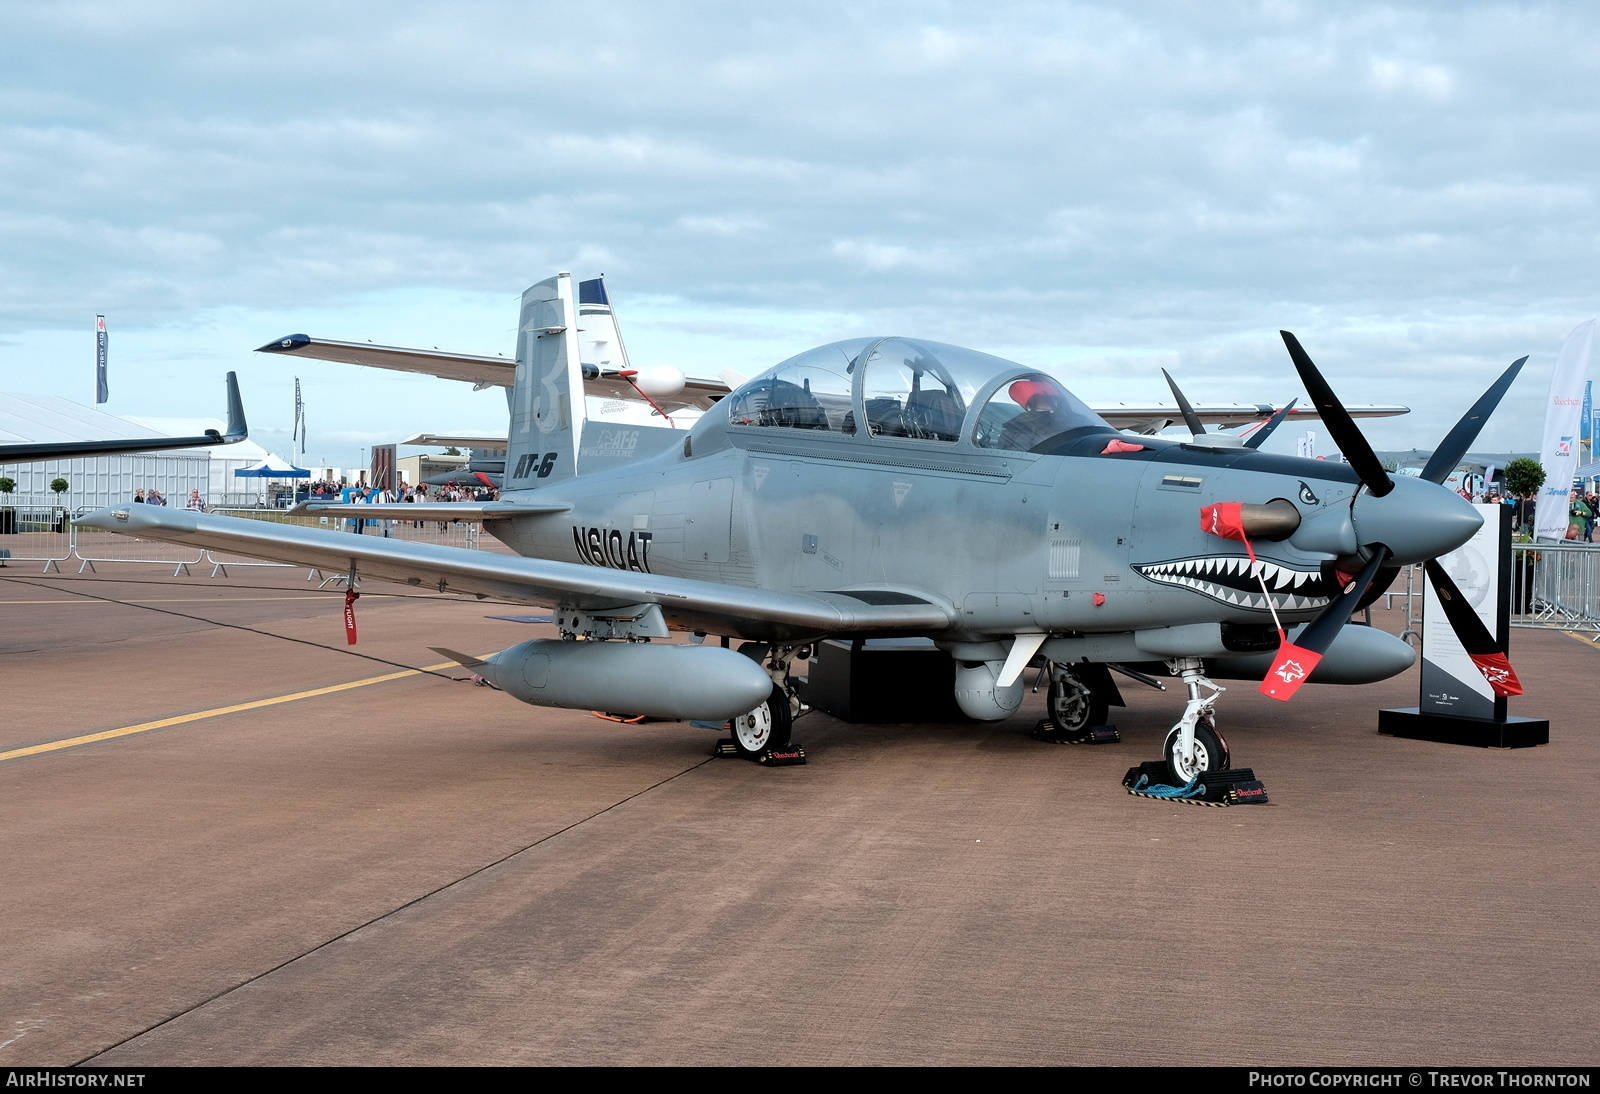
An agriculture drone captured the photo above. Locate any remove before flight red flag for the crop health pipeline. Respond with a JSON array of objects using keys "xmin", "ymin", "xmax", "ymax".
[{"xmin": 1199, "ymin": 502, "xmax": 1319, "ymax": 700}]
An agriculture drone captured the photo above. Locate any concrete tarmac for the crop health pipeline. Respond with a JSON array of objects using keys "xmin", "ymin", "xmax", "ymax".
[{"xmin": 1, "ymin": 563, "xmax": 1595, "ymax": 1066}]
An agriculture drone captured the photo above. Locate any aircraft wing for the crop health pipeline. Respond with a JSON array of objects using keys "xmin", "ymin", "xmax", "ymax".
[
  {"xmin": 1094, "ymin": 401, "xmax": 1408, "ymax": 433},
  {"xmin": 399, "ymin": 433, "xmax": 507, "ymax": 450},
  {"xmin": 257, "ymin": 334, "xmax": 728, "ymax": 411},
  {"xmin": 2, "ymin": 373, "xmax": 248, "ymax": 462},
  {"xmin": 74, "ymin": 506, "xmax": 955, "ymax": 642},
  {"xmin": 286, "ymin": 500, "xmax": 566, "ymax": 521}
]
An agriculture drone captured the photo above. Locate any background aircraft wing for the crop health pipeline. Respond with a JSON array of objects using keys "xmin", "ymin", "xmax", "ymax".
[
  {"xmin": 258, "ymin": 334, "xmax": 728, "ymax": 410},
  {"xmin": 1094, "ymin": 402, "xmax": 1408, "ymax": 433},
  {"xmin": 75, "ymin": 506, "xmax": 955, "ymax": 642},
  {"xmin": 1, "ymin": 373, "xmax": 247, "ymax": 462},
  {"xmin": 257, "ymin": 335, "xmax": 516, "ymax": 387}
]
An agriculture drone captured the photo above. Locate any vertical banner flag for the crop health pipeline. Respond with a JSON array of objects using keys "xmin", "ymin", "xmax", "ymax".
[
  {"xmin": 1535, "ymin": 320, "xmax": 1594, "ymax": 541},
  {"xmin": 95, "ymin": 315, "xmax": 109, "ymax": 404},
  {"xmin": 293, "ymin": 377, "xmax": 306, "ymax": 462}
]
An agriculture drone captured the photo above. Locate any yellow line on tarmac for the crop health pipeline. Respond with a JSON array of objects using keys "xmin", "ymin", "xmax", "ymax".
[{"xmin": 0, "ymin": 660, "xmax": 460, "ymax": 764}]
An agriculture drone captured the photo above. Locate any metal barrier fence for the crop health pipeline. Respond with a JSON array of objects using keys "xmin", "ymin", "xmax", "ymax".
[
  {"xmin": 1383, "ymin": 545, "xmax": 1600, "ymax": 642},
  {"xmin": 1513, "ymin": 542, "xmax": 1600, "ymax": 637},
  {"xmin": 71, "ymin": 505, "xmax": 207, "ymax": 574},
  {"xmin": 1, "ymin": 496, "xmax": 72, "ymax": 569}
]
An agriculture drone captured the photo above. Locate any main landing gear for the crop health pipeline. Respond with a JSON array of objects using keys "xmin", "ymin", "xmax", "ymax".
[
  {"xmin": 724, "ymin": 643, "xmax": 806, "ymax": 763},
  {"xmin": 1045, "ymin": 663, "xmax": 1109, "ymax": 736}
]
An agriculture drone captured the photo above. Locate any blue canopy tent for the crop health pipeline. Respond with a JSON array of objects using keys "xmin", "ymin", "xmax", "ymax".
[{"xmin": 233, "ymin": 454, "xmax": 311, "ymax": 478}]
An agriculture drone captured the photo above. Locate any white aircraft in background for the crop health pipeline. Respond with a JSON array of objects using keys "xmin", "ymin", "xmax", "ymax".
[{"xmin": 257, "ymin": 276, "xmax": 1409, "ymax": 448}]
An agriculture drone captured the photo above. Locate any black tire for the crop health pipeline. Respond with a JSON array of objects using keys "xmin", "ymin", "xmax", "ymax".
[
  {"xmin": 1162, "ymin": 718, "xmax": 1230, "ymax": 785},
  {"xmin": 1047, "ymin": 672, "xmax": 1108, "ymax": 734},
  {"xmin": 730, "ymin": 683, "xmax": 793, "ymax": 758}
]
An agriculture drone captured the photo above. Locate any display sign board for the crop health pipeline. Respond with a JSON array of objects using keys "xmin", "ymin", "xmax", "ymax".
[{"xmin": 1420, "ymin": 503, "xmax": 1510, "ymax": 721}]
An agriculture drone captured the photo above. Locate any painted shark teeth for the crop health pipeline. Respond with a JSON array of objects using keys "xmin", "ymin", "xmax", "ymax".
[{"xmin": 1132, "ymin": 556, "xmax": 1331, "ymax": 613}]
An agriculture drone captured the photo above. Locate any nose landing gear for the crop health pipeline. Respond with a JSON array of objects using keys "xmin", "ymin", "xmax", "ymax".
[{"xmin": 1162, "ymin": 657, "xmax": 1231, "ymax": 785}]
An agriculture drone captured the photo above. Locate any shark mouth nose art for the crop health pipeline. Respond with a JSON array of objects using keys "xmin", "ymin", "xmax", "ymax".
[{"xmin": 1133, "ymin": 556, "xmax": 1332, "ymax": 612}]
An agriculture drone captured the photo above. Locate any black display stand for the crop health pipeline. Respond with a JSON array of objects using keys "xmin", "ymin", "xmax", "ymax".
[
  {"xmin": 1380, "ymin": 504, "xmax": 1548, "ymax": 748},
  {"xmin": 1377, "ymin": 707, "xmax": 1547, "ymax": 747},
  {"xmin": 800, "ymin": 638, "xmax": 968, "ymax": 723}
]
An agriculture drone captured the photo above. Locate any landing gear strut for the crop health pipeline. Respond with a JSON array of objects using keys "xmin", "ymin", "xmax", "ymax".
[
  {"xmin": 1045, "ymin": 663, "xmax": 1109, "ymax": 735},
  {"xmin": 727, "ymin": 643, "xmax": 805, "ymax": 759},
  {"xmin": 1162, "ymin": 657, "xmax": 1231, "ymax": 784}
]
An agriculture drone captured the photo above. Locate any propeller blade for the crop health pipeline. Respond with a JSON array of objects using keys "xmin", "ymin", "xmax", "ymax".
[
  {"xmin": 1161, "ymin": 369, "xmax": 1207, "ymax": 438},
  {"xmin": 1419, "ymin": 357, "xmax": 1528, "ymax": 484},
  {"xmin": 1422, "ymin": 560, "xmax": 1523, "ymax": 696},
  {"xmin": 1279, "ymin": 331, "xmax": 1393, "ymax": 497},
  {"xmin": 1352, "ymin": 562, "xmax": 1402, "ymax": 613},
  {"xmin": 1259, "ymin": 547, "xmax": 1391, "ymax": 701},
  {"xmin": 1243, "ymin": 398, "xmax": 1297, "ymax": 450}
]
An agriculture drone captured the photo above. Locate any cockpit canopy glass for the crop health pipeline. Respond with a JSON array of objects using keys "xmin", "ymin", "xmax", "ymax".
[
  {"xmin": 973, "ymin": 372, "xmax": 1109, "ymax": 453},
  {"xmin": 724, "ymin": 337, "xmax": 1111, "ymax": 448},
  {"xmin": 724, "ymin": 338, "xmax": 870, "ymax": 434}
]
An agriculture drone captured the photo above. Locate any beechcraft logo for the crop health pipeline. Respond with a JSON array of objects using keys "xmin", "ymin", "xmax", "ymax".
[
  {"xmin": 1273, "ymin": 659, "xmax": 1308, "ymax": 683},
  {"xmin": 1481, "ymin": 664, "xmax": 1512, "ymax": 684}
]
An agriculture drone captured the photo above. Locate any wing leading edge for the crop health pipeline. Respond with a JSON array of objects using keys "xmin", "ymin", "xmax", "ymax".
[
  {"xmin": 257, "ymin": 334, "xmax": 728, "ymax": 411},
  {"xmin": 73, "ymin": 506, "xmax": 954, "ymax": 642}
]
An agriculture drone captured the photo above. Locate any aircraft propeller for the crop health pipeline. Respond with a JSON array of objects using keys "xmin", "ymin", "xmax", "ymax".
[
  {"xmin": 1161, "ymin": 368, "xmax": 1209, "ymax": 438},
  {"xmin": 1259, "ymin": 335, "xmax": 1527, "ymax": 701},
  {"xmin": 1242, "ymin": 398, "xmax": 1296, "ymax": 450}
]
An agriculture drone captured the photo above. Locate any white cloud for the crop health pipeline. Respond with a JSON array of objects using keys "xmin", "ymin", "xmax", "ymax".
[{"xmin": 0, "ymin": 1, "xmax": 1596, "ymax": 461}]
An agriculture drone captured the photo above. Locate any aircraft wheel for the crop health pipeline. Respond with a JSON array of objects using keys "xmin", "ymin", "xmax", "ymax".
[
  {"xmin": 1047, "ymin": 672, "xmax": 1107, "ymax": 734},
  {"xmin": 1163, "ymin": 718, "xmax": 1230, "ymax": 786},
  {"xmin": 730, "ymin": 683, "xmax": 793, "ymax": 758}
]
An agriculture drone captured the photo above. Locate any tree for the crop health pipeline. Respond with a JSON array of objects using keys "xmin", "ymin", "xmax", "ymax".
[
  {"xmin": 49, "ymin": 478, "xmax": 69, "ymax": 497},
  {"xmin": 1502, "ymin": 458, "xmax": 1545, "ymax": 500},
  {"xmin": 0, "ymin": 477, "xmax": 15, "ymax": 494}
]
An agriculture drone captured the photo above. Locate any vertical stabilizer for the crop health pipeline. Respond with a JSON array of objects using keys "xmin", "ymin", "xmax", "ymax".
[
  {"xmin": 506, "ymin": 273, "xmax": 586, "ymax": 490},
  {"xmin": 577, "ymin": 276, "xmax": 633, "ymax": 374}
]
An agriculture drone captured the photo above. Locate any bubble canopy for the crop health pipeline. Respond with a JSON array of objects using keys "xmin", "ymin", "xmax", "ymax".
[{"xmin": 723, "ymin": 337, "xmax": 1111, "ymax": 451}]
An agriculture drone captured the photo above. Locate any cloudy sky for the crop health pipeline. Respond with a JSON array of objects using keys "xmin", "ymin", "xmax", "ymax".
[{"xmin": 2, "ymin": 1, "xmax": 1597, "ymax": 464}]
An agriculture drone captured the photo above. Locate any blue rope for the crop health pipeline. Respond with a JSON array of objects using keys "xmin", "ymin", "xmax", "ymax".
[{"xmin": 1132, "ymin": 774, "xmax": 1205, "ymax": 799}]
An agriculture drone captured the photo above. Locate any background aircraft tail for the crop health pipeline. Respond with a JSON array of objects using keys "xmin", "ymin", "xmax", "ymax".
[{"xmin": 505, "ymin": 272, "xmax": 586, "ymax": 491}]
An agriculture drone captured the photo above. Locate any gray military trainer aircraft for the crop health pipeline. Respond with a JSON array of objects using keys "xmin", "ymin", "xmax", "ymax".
[{"xmin": 76, "ymin": 273, "xmax": 1524, "ymax": 784}]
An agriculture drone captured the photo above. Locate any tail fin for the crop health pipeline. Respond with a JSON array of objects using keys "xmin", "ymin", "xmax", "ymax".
[
  {"xmin": 577, "ymin": 275, "xmax": 632, "ymax": 375},
  {"xmin": 506, "ymin": 273, "xmax": 586, "ymax": 490}
]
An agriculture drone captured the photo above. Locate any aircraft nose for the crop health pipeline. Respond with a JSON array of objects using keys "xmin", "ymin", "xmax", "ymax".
[{"xmin": 1351, "ymin": 476, "xmax": 1482, "ymax": 564}]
